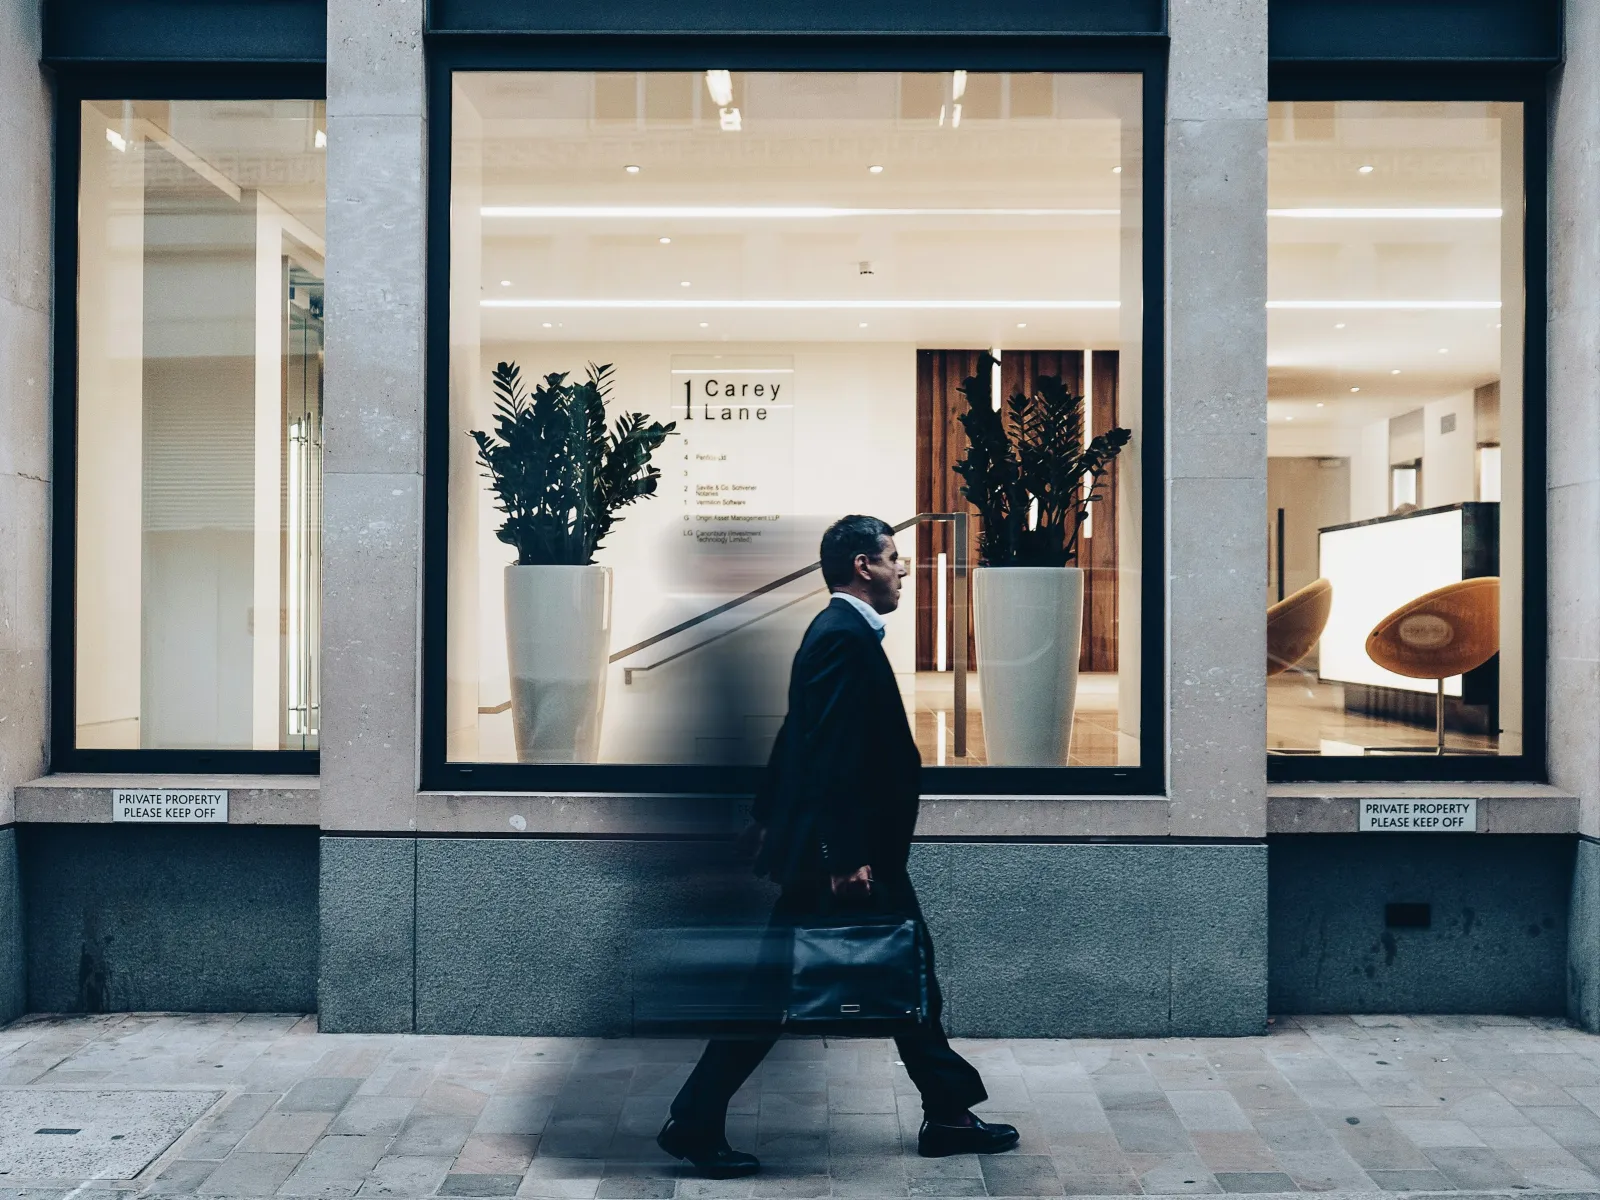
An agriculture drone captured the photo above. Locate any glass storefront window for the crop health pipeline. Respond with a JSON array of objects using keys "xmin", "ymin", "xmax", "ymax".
[
  {"xmin": 1266, "ymin": 101, "xmax": 1525, "ymax": 759},
  {"xmin": 75, "ymin": 99, "xmax": 326, "ymax": 751},
  {"xmin": 446, "ymin": 71, "xmax": 1145, "ymax": 772}
]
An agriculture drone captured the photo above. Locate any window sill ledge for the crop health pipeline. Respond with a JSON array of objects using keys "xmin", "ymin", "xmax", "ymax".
[
  {"xmin": 1268, "ymin": 781, "xmax": 1575, "ymax": 834},
  {"xmin": 14, "ymin": 774, "xmax": 319, "ymax": 826},
  {"xmin": 413, "ymin": 791, "xmax": 1171, "ymax": 837}
]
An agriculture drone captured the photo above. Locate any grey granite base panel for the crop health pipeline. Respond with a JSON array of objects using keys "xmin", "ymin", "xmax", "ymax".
[
  {"xmin": 319, "ymin": 836, "xmax": 417, "ymax": 1032},
  {"xmin": 415, "ymin": 839, "xmax": 1268, "ymax": 1038},
  {"xmin": 914, "ymin": 842, "xmax": 1267, "ymax": 1038},
  {"xmin": 415, "ymin": 838, "xmax": 770, "ymax": 1036},
  {"xmin": 1570, "ymin": 838, "xmax": 1600, "ymax": 1029},
  {"xmin": 19, "ymin": 825, "xmax": 317, "ymax": 1013},
  {"xmin": 0, "ymin": 829, "xmax": 23, "ymax": 1023},
  {"xmin": 1270, "ymin": 834, "xmax": 1573, "ymax": 1015}
]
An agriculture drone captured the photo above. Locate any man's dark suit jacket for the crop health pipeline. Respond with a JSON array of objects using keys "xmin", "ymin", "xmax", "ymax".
[{"xmin": 752, "ymin": 595, "xmax": 921, "ymax": 885}]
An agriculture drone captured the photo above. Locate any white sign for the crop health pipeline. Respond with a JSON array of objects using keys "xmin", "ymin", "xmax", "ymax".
[
  {"xmin": 112, "ymin": 789, "xmax": 228, "ymax": 823},
  {"xmin": 671, "ymin": 356, "xmax": 795, "ymax": 551},
  {"xmin": 1359, "ymin": 797, "xmax": 1476, "ymax": 832}
]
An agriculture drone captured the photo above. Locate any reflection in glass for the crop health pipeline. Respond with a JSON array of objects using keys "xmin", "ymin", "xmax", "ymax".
[
  {"xmin": 75, "ymin": 100, "xmax": 326, "ymax": 750},
  {"xmin": 447, "ymin": 72, "xmax": 1144, "ymax": 768},
  {"xmin": 1266, "ymin": 101, "xmax": 1523, "ymax": 758}
]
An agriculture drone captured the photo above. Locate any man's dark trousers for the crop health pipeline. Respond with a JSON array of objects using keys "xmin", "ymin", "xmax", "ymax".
[{"xmin": 668, "ymin": 870, "xmax": 987, "ymax": 1134}]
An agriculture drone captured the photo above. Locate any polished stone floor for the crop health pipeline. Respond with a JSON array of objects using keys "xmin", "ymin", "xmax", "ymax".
[{"xmin": 2, "ymin": 1014, "xmax": 1600, "ymax": 1198}]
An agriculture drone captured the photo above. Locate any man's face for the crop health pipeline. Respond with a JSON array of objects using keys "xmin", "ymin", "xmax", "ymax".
[{"xmin": 856, "ymin": 535, "xmax": 908, "ymax": 614}]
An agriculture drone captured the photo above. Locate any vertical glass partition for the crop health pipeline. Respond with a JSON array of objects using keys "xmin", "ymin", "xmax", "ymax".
[
  {"xmin": 75, "ymin": 99, "xmax": 327, "ymax": 751},
  {"xmin": 445, "ymin": 71, "xmax": 1146, "ymax": 775}
]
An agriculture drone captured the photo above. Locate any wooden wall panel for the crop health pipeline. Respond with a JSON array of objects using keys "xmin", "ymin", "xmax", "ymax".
[
  {"xmin": 914, "ymin": 350, "xmax": 982, "ymax": 672},
  {"xmin": 914, "ymin": 349, "xmax": 1122, "ymax": 675},
  {"xmin": 1085, "ymin": 350, "xmax": 1120, "ymax": 672}
]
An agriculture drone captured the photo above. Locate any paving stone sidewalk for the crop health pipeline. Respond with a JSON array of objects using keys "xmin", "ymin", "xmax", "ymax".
[{"xmin": 2, "ymin": 1014, "xmax": 1600, "ymax": 1198}]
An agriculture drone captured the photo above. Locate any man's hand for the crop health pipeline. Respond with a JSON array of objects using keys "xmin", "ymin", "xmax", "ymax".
[{"xmin": 830, "ymin": 865, "xmax": 873, "ymax": 898}]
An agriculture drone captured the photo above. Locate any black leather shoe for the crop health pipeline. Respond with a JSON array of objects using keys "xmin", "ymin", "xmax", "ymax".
[
  {"xmin": 918, "ymin": 1116, "xmax": 1021, "ymax": 1157},
  {"xmin": 657, "ymin": 1118, "xmax": 761, "ymax": 1179}
]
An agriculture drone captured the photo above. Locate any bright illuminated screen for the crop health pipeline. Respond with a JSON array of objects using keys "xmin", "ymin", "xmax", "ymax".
[{"xmin": 1318, "ymin": 510, "xmax": 1464, "ymax": 697}]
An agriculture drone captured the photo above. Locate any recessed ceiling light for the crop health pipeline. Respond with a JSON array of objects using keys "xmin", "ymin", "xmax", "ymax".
[
  {"xmin": 1286, "ymin": 416, "xmax": 1294, "ymax": 421},
  {"xmin": 542, "ymin": 322, "xmax": 553, "ymax": 328},
  {"xmin": 868, "ymin": 164, "xmax": 884, "ymax": 174},
  {"xmin": 1358, "ymin": 164, "xmax": 1374, "ymax": 174},
  {"xmin": 680, "ymin": 281, "xmax": 691, "ymax": 288},
  {"xmin": 1438, "ymin": 347, "xmax": 1448, "ymax": 354},
  {"xmin": 1316, "ymin": 403, "xmax": 1325, "ymax": 408},
  {"xmin": 659, "ymin": 237, "xmax": 672, "ymax": 244},
  {"xmin": 859, "ymin": 322, "xmax": 869, "ymax": 328},
  {"xmin": 1112, "ymin": 165, "xmax": 1122, "ymax": 174},
  {"xmin": 1334, "ymin": 322, "xmax": 1346, "ymax": 329},
  {"xmin": 625, "ymin": 164, "xmax": 641, "ymax": 174},
  {"xmin": 699, "ymin": 322, "xmax": 709, "ymax": 328},
  {"xmin": 705, "ymin": 70, "xmax": 734, "ymax": 107},
  {"xmin": 1495, "ymin": 323, "xmax": 1503, "ymax": 328},
  {"xmin": 500, "ymin": 280, "xmax": 512, "ymax": 287},
  {"xmin": 1016, "ymin": 322, "xmax": 1027, "ymax": 329},
  {"xmin": 1350, "ymin": 386, "xmax": 1360, "ymax": 393},
  {"xmin": 1391, "ymin": 369, "xmax": 1401, "ymax": 375}
]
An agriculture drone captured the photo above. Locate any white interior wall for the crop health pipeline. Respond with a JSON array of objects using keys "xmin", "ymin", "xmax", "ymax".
[
  {"xmin": 139, "ymin": 171, "xmax": 258, "ymax": 749},
  {"xmin": 75, "ymin": 105, "xmax": 145, "ymax": 746},
  {"xmin": 462, "ymin": 340, "xmax": 916, "ymax": 763},
  {"xmin": 1350, "ymin": 418, "xmax": 1391, "ymax": 522},
  {"xmin": 448, "ymin": 91, "xmax": 486, "ymax": 757},
  {"xmin": 1421, "ymin": 390, "xmax": 1477, "ymax": 507},
  {"xmin": 252, "ymin": 199, "xmax": 286, "ymax": 749}
]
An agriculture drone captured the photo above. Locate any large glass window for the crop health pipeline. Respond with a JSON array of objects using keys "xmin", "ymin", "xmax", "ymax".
[
  {"xmin": 445, "ymin": 71, "xmax": 1146, "ymax": 776},
  {"xmin": 74, "ymin": 100, "xmax": 326, "ymax": 752},
  {"xmin": 1266, "ymin": 101, "xmax": 1525, "ymax": 760}
]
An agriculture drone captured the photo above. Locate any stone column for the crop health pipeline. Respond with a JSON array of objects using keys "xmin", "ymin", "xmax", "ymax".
[
  {"xmin": 1552, "ymin": 0, "xmax": 1600, "ymax": 1030},
  {"xmin": 1160, "ymin": 0, "xmax": 1270, "ymax": 1033},
  {"xmin": 1165, "ymin": 0, "xmax": 1270, "ymax": 838},
  {"xmin": 0, "ymin": 0, "xmax": 49, "ymax": 1022},
  {"xmin": 319, "ymin": 0, "xmax": 428, "ymax": 1030}
]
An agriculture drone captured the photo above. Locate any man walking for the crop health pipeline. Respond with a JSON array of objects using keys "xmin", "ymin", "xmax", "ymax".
[{"xmin": 658, "ymin": 515, "xmax": 1019, "ymax": 1178}]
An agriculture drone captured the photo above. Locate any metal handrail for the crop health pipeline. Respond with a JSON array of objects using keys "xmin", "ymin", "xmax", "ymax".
[{"xmin": 610, "ymin": 513, "xmax": 970, "ymax": 757}]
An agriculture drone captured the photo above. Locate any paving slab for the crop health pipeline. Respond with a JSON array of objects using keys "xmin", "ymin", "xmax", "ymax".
[{"xmin": 9, "ymin": 1015, "xmax": 1600, "ymax": 1196}]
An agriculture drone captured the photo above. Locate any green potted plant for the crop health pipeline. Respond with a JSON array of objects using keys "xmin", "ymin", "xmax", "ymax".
[
  {"xmin": 471, "ymin": 361, "xmax": 675, "ymax": 762},
  {"xmin": 953, "ymin": 354, "xmax": 1131, "ymax": 765}
]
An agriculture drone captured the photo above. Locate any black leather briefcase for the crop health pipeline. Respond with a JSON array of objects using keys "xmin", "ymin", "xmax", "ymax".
[{"xmin": 784, "ymin": 917, "xmax": 929, "ymax": 1033}]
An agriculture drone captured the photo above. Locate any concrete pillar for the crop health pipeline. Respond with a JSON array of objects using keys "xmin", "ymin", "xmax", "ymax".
[
  {"xmin": 1552, "ymin": 0, "xmax": 1600, "ymax": 1029},
  {"xmin": 1165, "ymin": 0, "xmax": 1270, "ymax": 837},
  {"xmin": 1160, "ymin": 0, "xmax": 1270, "ymax": 1033},
  {"xmin": 319, "ymin": 0, "xmax": 427, "ymax": 1029},
  {"xmin": 0, "ymin": 0, "xmax": 49, "ymax": 1022}
]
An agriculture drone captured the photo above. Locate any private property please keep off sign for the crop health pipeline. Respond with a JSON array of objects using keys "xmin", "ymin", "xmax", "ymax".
[
  {"xmin": 1358, "ymin": 798, "xmax": 1477, "ymax": 832},
  {"xmin": 112, "ymin": 789, "xmax": 229, "ymax": 823}
]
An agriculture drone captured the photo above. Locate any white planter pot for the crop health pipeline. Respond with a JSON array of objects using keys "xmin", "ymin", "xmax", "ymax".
[
  {"xmin": 972, "ymin": 566, "xmax": 1085, "ymax": 766},
  {"xmin": 504, "ymin": 564, "xmax": 612, "ymax": 763}
]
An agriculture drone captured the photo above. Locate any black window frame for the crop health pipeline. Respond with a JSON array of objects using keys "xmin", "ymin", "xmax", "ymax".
[
  {"xmin": 1265, "ymin": 64, "xmax": 1551, "ymax": 783},
  {"xmin": 420, "ymin": 37, "xmax": 1169, "ymax": 795},
  {"xmin": 50, "ymin": 63, "xmax": 326, "ymax": 775}
]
